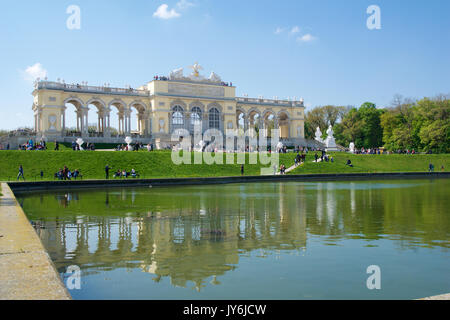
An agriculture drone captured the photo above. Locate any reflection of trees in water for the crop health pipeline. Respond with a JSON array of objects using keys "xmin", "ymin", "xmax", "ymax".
[
  {"xmin": 305, "ymin": 180, "xmax": 450, "ymax": 250},
  {"xmin": 24, "ymin": 179, "xmax": 450, "ymax": 289}
]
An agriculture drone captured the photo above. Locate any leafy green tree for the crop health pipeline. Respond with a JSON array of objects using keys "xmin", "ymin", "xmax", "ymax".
[
  {"xmin": 304, "ymin": 121, "xmax": 315, "ymax": 139},
  {"xmin": 416, "ymin": 95, "xmax": 450, "ymax": 153},
  {"xmin": 358, "ymin": 102, "xmax": 384, "ymax": 148},
  {"xmin": 334, "ymin": 107, "xmax": 364, "ymax": 148},
  {"xmin": 305, "ymin": 107, "xmax": 327, "ymax": 133}
]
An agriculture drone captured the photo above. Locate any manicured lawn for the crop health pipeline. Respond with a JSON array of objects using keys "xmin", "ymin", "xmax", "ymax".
[
  {"xmin": 0, "ymin": 150, "xmax": 295, "ymax": 181},
  {"xmin": 1, "ymin": 150, "xmax": 448, "ymax": 181},
  {"xmin": 288, "ymin": 153, "xmax": 449, "ymax": 175}
]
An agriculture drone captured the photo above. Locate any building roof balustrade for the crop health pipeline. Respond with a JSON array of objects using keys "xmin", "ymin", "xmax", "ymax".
[
  {"xmin": 236, "ymin": 97, "xmax": 304, "ymax": 107},
  {"xmin": 35, "ymin": 81, "xmax": 151, "ymax": 97}
]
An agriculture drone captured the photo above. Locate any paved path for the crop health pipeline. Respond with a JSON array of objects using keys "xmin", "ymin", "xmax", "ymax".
[
  {"xmin": 277, "ymin": 162, "xmax": 304, "ymax": 175},
  {"xmin": 0, "ymin": 183, "xmax": 70, "ymax": 300},
  {"xmin": 419, "ymin": 293, "xmax": 450, "ymax": 300}
]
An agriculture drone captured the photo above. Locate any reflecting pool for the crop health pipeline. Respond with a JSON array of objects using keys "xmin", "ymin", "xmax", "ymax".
[{"xmin": 16, "ymin": 178, "xmax": 450, "ymax": 300}]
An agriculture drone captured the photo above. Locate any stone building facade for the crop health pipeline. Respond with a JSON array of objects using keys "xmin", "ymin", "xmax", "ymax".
[{"xmin": 32, "ymin": 64, "xmax": 306, "ymax": 148}]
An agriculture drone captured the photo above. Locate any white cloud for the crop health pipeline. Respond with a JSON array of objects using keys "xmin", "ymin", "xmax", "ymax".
[
  {"xmin": 176, "ymin": 0, "xmax": 195, "ymax": 10},
  {"xmin": 290, "ymin": 26, "xmax": 300, "ymax": 34},
  {"xmin": 153, "ymin": 4, "xmax": 181, "ymax": 19},
  {"xmin": 274, "ymin": 27, "xmax": 284, "ymax": 35},
  {"xmin": 297, "ymin": 33, "xmax": 316, "ymax": 42},
  {"xmin": 23, "ymin": 63, "xmax": 47, "ymax": 81}
]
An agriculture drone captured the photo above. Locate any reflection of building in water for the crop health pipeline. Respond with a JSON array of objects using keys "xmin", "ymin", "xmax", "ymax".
[
  {"xmin": 326, "ymin": 182, "xmax": 336, "ymax": 227},
  {"xmin": 350, "ymin": 183, "xmax": 356, "ymax": 215},
  {"xmin": 34, "ymin": 185, "xmax": 307, "ymax": 290}
]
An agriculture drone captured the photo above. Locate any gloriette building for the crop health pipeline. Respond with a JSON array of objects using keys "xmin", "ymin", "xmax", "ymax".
[{"xmin": 32, "ymin": 63, "xmax": 306, "ymax": 148}]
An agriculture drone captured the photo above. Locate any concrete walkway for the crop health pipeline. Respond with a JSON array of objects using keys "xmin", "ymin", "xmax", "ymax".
[
  {"xmin": 277, "ymin": 163, "xmax": 303, "ymax": 175},
  {"xmin": 0, "ymin": 183, "xmax": 71, "ymax": 300},
  {"xmin": 419, "ymin": 293, "xmax": 450, "ymax": 300}
]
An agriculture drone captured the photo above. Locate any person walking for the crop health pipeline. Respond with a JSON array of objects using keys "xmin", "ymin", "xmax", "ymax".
[{"xmin": 17, "ymin": 165, "xmax": 25, "ymax": 181}]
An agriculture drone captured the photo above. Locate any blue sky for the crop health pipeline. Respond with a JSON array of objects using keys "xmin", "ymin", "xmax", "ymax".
[{"xmin": 0, "ymin": 0, "xmax": 449, "ymax": 130}]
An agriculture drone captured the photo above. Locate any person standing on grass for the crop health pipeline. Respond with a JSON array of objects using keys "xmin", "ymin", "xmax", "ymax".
[
  {"xmin": 241, "ymin": 165, "xmax": 244, "ymax": 176},
  {"xmin": 105, "ymin": 165, "xmax": 110, "ymax": 179},
  {"xmin": 17, "ymin": 165, "xmax": 25, "ymax": 181}
]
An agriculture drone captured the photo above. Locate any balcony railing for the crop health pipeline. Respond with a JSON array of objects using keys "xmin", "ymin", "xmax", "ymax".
[
  {"xmin": 36, "ymin": 81, "xmax": 151, "ymax": 97},
  {"xmin": 236, "ymin": 97, "xmax": 304, "ymax": 107}
]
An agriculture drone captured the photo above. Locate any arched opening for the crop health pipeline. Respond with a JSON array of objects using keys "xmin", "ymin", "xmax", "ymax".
[
  {"xmin": 208, "ymin": 108, "xmax": 220, "ymax": 130},
  {"xmin": 236, "ymin": 109, "xmax": 246, "ymax": 135},
  {"xmin": 190, "ymin": 106, "xmax": 202, "ymax": 133},
  {"xmin": 263, "ymin": 112, "xmax": 275, "ymax": 138},
  {"xmin": 171, "ymin": 105, "xmax": 185, "ymax": 133},
  {"xmin": 86, "ymin": 99, "xmax": 107, "ymax": 137},
  {"xmin": 248, "ymin": 110, "xmax": 261, "ymax": 138},
  {"xmin": 64, "ymin": 98, "xmax": 84, "ymax": 137},
  {"xmin": 130, "ymin": 102, "xmax": 147, "ymax": 136},
  {"xmin": 109, "ymin": 101, "xmax": 127, "ymax": 136}
]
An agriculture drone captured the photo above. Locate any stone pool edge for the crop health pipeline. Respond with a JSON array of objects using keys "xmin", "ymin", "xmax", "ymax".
[
  {"xmin": 0, "ymin": 183, "xmax": 71, "ymax": 300},
  {"xmin": 6, "ymin": 172, "xmax": 450, "ymax": 192}
]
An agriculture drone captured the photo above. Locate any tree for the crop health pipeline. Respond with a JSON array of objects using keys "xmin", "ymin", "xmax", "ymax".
[
  {"xmin": 416, "ymin": 95, "xmax": 450, "ymax": 153},
  {"xmin": 358, "ymin": 102, "xmax": 384, "ymax": 148},
  {"xmin": 305, "ymin": 107, "xmax": 327, "ymax": 133},
  {"xmin": 334, "ymin": 107, "xmax": 364, "ymax": 148},
  {"xmin": 322, "ymin": 105, "xmax": 346, "ymax": 127}
]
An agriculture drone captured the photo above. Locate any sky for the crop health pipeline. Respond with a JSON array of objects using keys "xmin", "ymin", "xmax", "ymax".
[{"xmin": 0, "ymin": 0, "xmax": 449, "ymax": 130}]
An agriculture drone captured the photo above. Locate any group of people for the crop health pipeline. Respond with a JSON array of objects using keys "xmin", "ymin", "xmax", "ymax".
[
  {"xmin": 116, "ymin": 143, "xmax": 154, "ymax": 152},
  {"xmin": 70, "ymin": 141, "xmax": 96, "ymax": 151},
  {"xmin": 353, "ymin": 148, "xmax": 383, "ymax": 155},
  {"xmin": 152, "ymin": 75, "xmax": 233, "ymax": 87},
  {"xmin": 429, "ymin": 163, "xmax": 445, "ymax": 172},
  {"xmin": 314, "ymin": 150, "xmax": 334, "ymax": 163},
  {"xmin": 153, "ymin": 75, "xmax": 169, "ymax": 81},
  {"xmin": 104, "ymin": 164, "xmax": 139, "ymax": 179},
  {"xmin": 55, "ymin": 166, "xmax": 82, "ymax": 180},
  {"xmin": 113, "ymin": 168, "xmax": 139, "ymax": 179},
  {"xmin": 18, "ymin": 139, "xmax": 46, "ymax": 151},
  {"xmin": 294, "ymin": 152, "xmax": 307, "ymax": 166}
]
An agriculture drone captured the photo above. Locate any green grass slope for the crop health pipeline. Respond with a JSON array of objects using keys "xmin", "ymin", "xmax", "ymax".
[
  {"xmin": 289, "ymin": 153, "xmax": 449, "ymax": 175},
  {"xmin": 0, "ymin": 150, "xmax": 295, "ymax": 181}
]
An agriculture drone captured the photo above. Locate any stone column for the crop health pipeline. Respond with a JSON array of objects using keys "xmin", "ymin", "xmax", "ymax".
[
  {"xmin": 118, "ymin": 113, "xmax": 123, "ymax": 134},
  {"xmin": 62, "ymin": 108, "xmax": 66, "ymax": 135},
  {"xmin": 288, "ymin": 119, "xmax": 292, "ymax": 139},
  {"xmin": 244, "ymin": 115, "xmax": 249, "ymax": 132},
  {"xmin": 124, "ymin": 110, "xmax": 131, "ymax": 135},
  {"xmin": 104, "ymin": 109, "xmax": 111, "ymax": 138},
  {"xmin": 82, "ymin": 108, "xmax": 89, "ymax": 137},
  {"xmin": 259, "ymin": 118, "xmax": 264, "ymax": 137},
  {"xmin": 274, "ymin": 118, "xmax": 279, "ymax": 139}
]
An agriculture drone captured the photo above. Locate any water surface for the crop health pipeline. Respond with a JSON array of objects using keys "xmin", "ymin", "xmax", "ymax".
[{"xmin": 17, "ymin": 178, "xmax": 450, "ymax": 300}]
